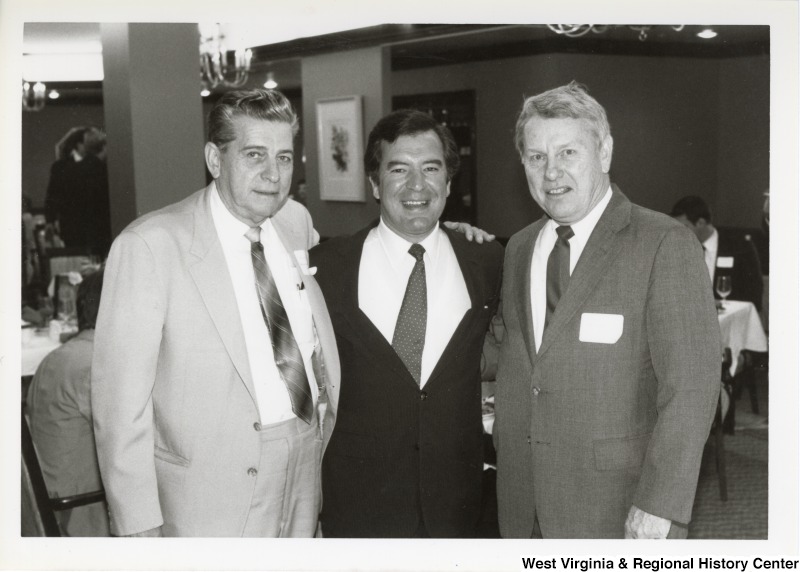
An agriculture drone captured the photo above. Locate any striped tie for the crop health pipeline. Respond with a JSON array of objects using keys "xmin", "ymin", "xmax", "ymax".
[{"xmin": 245, "ymin": 226, "xmax": 313, "ymax": 424}]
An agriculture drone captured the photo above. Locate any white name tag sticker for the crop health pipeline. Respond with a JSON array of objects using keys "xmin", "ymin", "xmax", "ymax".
[
  {"xmin": 716, "ymin": 256, "xmax": 734, "ymax": 268},
  {"xmin": 579, "ymin": 313, "xmax": 624, "ymax": 344}
]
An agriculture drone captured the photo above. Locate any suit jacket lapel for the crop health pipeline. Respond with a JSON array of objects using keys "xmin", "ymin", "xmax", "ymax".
[
  {"xmin": 332, "ymin": 223, "xmax": 414, "ymax": 380},
  {"xmin": 424, "ymin": 227, "xmax": 489, "ymax": 386},
  {"xmin": 536, "ymin": 187, "xmax": 632, "ymax": 360},
  {"xmin": 187, "ymin": 185, "xmax": 257, "ymax": 403}
]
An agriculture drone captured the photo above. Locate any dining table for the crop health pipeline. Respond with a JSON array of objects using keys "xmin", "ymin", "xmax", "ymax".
[
  {"xmin": 717, "ymin": 299, "xmax": 768, "ymax": 376},
  {"xmin": 21, "ymin": 330, "xmax": 62, "ymax": 378}
]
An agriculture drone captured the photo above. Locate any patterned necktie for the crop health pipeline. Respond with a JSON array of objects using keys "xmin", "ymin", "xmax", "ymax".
[
  {"xmin": 245, "ymin": 226, "xmax": 313, "ymax": 424},
  {"xmin": 392, "ymin": 243, "xmax": 427, "ymax": 384},
  {"xmin": 545, "ymin": 225, "xmax": 575, "ymax": 330}
]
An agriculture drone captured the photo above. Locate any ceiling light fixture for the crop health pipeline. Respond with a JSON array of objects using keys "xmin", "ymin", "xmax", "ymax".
[
  {"xmin": 546, "ymin": 24, "xmax": 685, "ymax": 42},
  {"xmin": 199, "ymin": 23, "xmax": 252, "ymax": 89},
  {"xmin": 48, "ymin": 90, "xmax": 60, "ymax": 100},
  {"xmin": 263, "ymin": 72, "xmax": 278, "ymax": 89},
  {"xmin": 697, "ymin": 28, "xmax": 718, "ymax": 39}
]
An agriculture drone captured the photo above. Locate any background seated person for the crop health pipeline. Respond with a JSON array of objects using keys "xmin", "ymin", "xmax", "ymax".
[
  {"xmin": 671, "ymin": 195, "xmax": 763, "ymax": 311},
  {"xmin": 26, "ymin": 268, "xmax": 110, "ymax": 536}
]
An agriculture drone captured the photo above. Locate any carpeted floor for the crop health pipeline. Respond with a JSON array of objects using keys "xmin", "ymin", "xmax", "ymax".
[{"xmin": 688, "ymin": 368, "xmax": 769, "ymax": 539}]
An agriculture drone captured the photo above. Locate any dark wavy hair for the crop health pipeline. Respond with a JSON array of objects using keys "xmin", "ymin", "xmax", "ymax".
[
  {"xmin": 207, "ymin": 89, "xmax": 299, "ymax": 150},
  {"xmin": 670, "ymin": 195, "xmax": 712, "ymax": 224},
  {"xmin": 364, "ymin": 109, "xmax": 460, "ymax": 185}
]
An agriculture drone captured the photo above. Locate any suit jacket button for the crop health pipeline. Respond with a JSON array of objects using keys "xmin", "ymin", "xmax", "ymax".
[
  {"xmin": 419, "ymin": 391, "xmax": 428, "ymax": 401},
  {"xmin": 247, "ymin": 467, "xmax": 258, "ymax": 477},
  {"xmin": 527, "ymin": 436, "xmax": 532, "ymax": 444},
  {"xmin": 532, "ymin": 387, "xmax": 541, "ymax": 396},
  {"xmin": 253, "ymin": 422, "xmax": 261, "ymax": 431}
]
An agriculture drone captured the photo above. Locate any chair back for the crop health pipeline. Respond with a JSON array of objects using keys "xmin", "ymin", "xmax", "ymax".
[{"xmin": 21, "ymin": 406, "xmax": 106, "ymax": 537}]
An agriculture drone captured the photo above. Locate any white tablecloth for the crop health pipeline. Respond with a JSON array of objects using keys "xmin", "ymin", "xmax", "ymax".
[
  {"xmin": 21, "ymin": 332, "xmax": 61, "ymax": 377},
  {"xmin": 718, "ymin": 300, "xmax": 768, "ymax": 376}
]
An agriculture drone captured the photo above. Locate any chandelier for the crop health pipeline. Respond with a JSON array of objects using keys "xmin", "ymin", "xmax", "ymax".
[
  {"xmin": 22, "ymin": 81, "xmax": 46, "ymax": 112},
  {"xmin": 199, "ymin": 24, "xmax": 253, "ymax": 90},
  {"xmin": 546, "ymin": 25, "xmax": 685, "ymax": 42}
]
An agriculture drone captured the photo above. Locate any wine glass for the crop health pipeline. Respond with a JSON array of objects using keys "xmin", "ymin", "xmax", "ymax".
[{"xmin": 715, "ymin": 275, "xmax": 732, "ymax": 310}]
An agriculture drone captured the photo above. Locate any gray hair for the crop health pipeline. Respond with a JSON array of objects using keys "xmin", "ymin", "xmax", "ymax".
[
  {"xmin": 514, "ymin": 81, "xmax": 611, "ymax": 156},
  {"xmin": 207, "ymin": 89, "xmax": 299, "ymax": 149}
]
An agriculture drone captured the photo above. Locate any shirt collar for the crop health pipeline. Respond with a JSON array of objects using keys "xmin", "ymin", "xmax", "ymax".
[
  {"xmin": 544, "ymin": 185, "xmax": 613, "ymax": 237},
  {"xmin": 703, "ymin": 227, "xmax": 719, "ymax": 252},
  {"xmin": 377, "ymin": 217, "xmax": 441, "ymax": 265},
  {"xmin": 210, "ymin": 181, "xmax": 269, "ymax": 245}
]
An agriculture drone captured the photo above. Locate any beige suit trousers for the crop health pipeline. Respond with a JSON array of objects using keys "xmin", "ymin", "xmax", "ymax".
[{"xmin": 242, "ymin": 415, "xmax": 322, "ymax": 537}]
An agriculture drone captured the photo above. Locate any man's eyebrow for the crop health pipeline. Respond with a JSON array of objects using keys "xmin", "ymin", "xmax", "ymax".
[
  {"xmin": 240, "ymin": 145, "xmax": 294, "ymax": 155},
  {"xmin": 385, "ymin": 160, "xmax": 409, "ymax": 168}
]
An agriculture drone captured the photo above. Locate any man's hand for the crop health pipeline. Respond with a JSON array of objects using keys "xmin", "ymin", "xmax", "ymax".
[
  {"xmin": 125, "ymin": 526, "xmax": 163, "ymax": 537},
  {"xmin": 442, "ymin": 221, "xmax": 496, "ymax": 244},
  {"xmin": 624, "ymin": 506, "xmax": 671, "ymax": 539}
]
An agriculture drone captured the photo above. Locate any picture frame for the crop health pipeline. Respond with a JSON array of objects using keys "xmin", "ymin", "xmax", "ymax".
[{"xmin": 316, "ymin": 95, "xmax": 366, "ymax": 202}]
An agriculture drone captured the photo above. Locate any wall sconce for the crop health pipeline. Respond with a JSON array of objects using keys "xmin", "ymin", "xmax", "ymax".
[{"xmin": 22, "ymin": 81, "xmax": 47, "ymax": 112}]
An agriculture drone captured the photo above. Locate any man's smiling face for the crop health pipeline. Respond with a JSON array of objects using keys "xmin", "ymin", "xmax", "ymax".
[
  {"xmin": 372, "ymin": 130, "xmax": 450, "ymax": 243},
  {"xmin": 521, "ymin": 116, "xmax": 612, "ymax": 225}
]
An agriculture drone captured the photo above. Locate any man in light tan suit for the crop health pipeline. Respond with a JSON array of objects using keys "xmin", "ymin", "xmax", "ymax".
[
  {"xmin": 493, "ymin": 82, "xmax": 720, "ymax": 538},
  {"xmin": 91, "ymin": 90, "xmax": 339, "ymax": 537}
]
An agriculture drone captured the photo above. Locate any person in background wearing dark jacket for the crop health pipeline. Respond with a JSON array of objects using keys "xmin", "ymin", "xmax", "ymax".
[
  {"xmin": 671, "ymin": 195, "xmax": 764, "ymax": 311},
  {"xmin": 44, "ymin": 126, "xmax": 111, "ymax": 255}
]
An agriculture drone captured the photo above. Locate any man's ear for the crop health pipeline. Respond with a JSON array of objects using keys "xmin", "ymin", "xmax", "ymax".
[
  {"xmin": 370, "ymin": 177, "xmax": 381, "ymax": 201},
  {"xmin": 204, "ymin": 142, "xmax": 221, "ymax": 179},
  {"xmin": 600, "ymin": 135, "xmax": 614, "ymax": 174}
]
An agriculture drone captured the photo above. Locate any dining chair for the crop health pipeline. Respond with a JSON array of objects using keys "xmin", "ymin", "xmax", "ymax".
[
  {"xmin": 709, "ymin": 348, "xmax": 734, "ymax": 502},
  {"xmin": 21, "ymin": 405, "xmax": 106, "ymax": 537}
]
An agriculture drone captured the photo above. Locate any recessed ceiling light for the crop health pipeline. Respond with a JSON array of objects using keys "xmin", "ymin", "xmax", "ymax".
[
  {"xmin": 697, "ymin": 28, "xmax": 717, "ymax": 39},
  {"xmin": 48, "ymin": 90, "xmax": 60, "ymax": 100},
  {"xmin": 201, "ymin": 88, "xmax": 211, "ymax": 97},
  {"xmin": 263, "ymin": 72, "xmax": 278, "ymax": 89}
]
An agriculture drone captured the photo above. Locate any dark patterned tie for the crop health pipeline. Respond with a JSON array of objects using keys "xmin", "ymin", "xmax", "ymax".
[
  {"xmin": 545, "ymin": 225, "xmax": 575, "ymax": 330},
  {"xmin": 392, "ymin": 243, "xmax": 427, "ymax": 384},
  {"xmin": 245, "ymin": 226, "xmax": 313, "ymax": 424}
]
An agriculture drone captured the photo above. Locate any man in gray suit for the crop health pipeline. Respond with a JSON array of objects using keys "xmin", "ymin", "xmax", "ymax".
[{"xmin": 493, "ymin": 81, "xmax": 720, "ymax": 538}]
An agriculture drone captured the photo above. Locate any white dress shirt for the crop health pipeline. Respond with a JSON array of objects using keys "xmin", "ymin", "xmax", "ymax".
[
  {"xmin": 359, "ymin": 219, "xmax": 471, "ymax": 387},
  {"xmin": 210, "ymin": 185, "xmax": 318, "ymax": 424},
  {"xmin": 701, "ymin": 227, "xmax": 719, "ymax": 282},
  {"xmin": 530, "ymin": 187, "xmax": 613, "ymax": 351}
]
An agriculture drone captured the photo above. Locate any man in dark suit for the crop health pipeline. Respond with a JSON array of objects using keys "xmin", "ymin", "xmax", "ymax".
[
  {"xmin": 671, "ymin": 195, "xmax": 764, "ymax": 310},
  {"xmin": 311, "ymin": 110, "xmax": 503, "ymax": 538},
  {"xmin": 493, "ymin": 82, "xmax": 720, "ymax": 539}
]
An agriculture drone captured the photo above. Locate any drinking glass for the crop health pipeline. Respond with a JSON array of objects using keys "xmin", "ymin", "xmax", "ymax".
[{"xmin": 715, "ymin": 275, "xmax": 732, "ymax": 310}]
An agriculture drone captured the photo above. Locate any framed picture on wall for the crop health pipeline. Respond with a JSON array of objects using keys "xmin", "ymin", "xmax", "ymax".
[{"xmin": 316, "ymin": 95, "xmax": 366, "ymax": 202}]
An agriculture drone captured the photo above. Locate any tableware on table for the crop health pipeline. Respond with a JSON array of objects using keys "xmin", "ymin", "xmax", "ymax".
[
  {"xmin": 22, "ymin": 322, "xmax": 35, "ymax": 345},
  {"xmin": 715, "ymin": 275, "xmax": 732, "ymax": 310}
]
